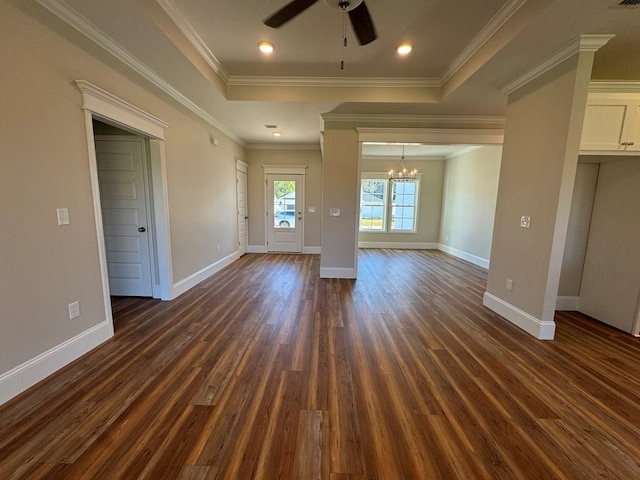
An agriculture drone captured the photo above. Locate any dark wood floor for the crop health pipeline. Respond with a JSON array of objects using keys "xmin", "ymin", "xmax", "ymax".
[{"xmin": 1, "ymin": 250, "xmax": 639, "ymax": 479}]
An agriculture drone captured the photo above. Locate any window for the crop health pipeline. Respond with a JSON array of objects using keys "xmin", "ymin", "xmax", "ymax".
[
  {"xmin": 359, "ymin": 174, "xmax": 420, "ymax": 233},
  {"xmin": 360, "ymin": 179, "xmax": 387, "ymax": 231}
]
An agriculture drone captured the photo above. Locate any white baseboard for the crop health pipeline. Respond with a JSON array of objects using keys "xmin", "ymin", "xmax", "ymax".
[
  {"xmin": 483, "ymin": 292, "xmax": 556, "ymax": 340},
  {"xmin": 556, "ymin": 296, "xmax": 579, "ymax": 311},
  {"xmin": 0, "ymin": 320, "xmax": 113, "ymax": 406},
  {"xmin": 438, "ymin": 244, "xmax": 490, "ymax": 269},
  {"xmin": 172, "ymin": 251, "xmax": 240, "ymax": 299},
  {"xmin": 358, "ymin": 242, "xmax": 438, "ymax": 249},
  {"xmin": 320, "ymin": 267, "xmax": 357, "ymax": 279},
  {"xmin": 249, "ymin": 245, "xmax": 320, "ymax": 254}
]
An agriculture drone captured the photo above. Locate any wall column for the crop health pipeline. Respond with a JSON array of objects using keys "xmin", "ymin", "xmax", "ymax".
[
  {"xmin": 483, "ymin": 36, "xmax": 612, "ymax": 339},
  {"xmin": 320, "ymin": 128, "xmax": 360, "ymax": 278}
]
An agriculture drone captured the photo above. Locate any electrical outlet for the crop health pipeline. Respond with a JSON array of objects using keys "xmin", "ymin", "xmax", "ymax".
[
  {"xmin": 68, "ymin": 301, "xmax": 80, "ymax": 319},
  {"xmin": 217, "ymin": 245, "xmax": 220, "ymax": 253},
  {"xmin": 506, "ymin": 279, "xmax": 513, "ymax": 292},
  {"xmin": 520, "ymin": 216, "xmax": 531, "ymax": 228}
]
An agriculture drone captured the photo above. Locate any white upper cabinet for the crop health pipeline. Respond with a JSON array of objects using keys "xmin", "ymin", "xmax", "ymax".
[{"xmin": 580, "ymin": 94, "xmax": 640, "ymax": 153}]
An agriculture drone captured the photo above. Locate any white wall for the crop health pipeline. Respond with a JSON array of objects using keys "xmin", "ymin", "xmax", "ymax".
[{"xmin": 439, "ymin": 146, "xmax": 502, "ymax": 267}]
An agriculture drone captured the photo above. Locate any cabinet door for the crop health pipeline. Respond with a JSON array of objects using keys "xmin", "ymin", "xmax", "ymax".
[
  {"xmin": 580, "ymin": 101, "xmax": 628, "ymax": 151},
  {"xmin": 625, "ymin": 102, "xmax": 640, "ymax": 151}
]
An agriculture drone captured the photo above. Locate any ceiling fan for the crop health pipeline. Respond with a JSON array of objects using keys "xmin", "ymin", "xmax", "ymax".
[{"xmin": 263, "ymin": 0, "xmax": 378, "ymax": 46}]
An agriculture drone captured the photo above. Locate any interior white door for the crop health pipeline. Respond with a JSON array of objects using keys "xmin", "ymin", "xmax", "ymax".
[
  {"xmin": 578, "ymin": 159, "xmax": 640, "ymax": 333},
  {"xmin": 96, "ymin": 136, "xmax": 153, "ymax": 297},
  {"xmin": 236, "ymin": 165, "xmax": 248, "ymax": 256},
  {"xmin": 267, "ymin": 174, "xmax": 303, "ymax": 253}
]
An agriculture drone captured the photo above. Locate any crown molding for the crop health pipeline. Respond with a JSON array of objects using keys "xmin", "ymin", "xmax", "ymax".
[
  {"xmin": 35, "ymin": 0, "xmax": 244, "ymax": 145},
  {"xmin": 247, "ymin": 143, "xmax": 321, "ymax": 151},
  {"xmin": 321, "ymin": 113, "xmax": 505, "ymax": 127},
  {"xmin": 227, "ymin": 76, "xmax": 441, "ymax": 88},
  {"xmin": 441, "ymin": 0, "xmax": 527, "ymax": 85},
  {"xmin": 156, "ymin": 0, "xmax": 230, "ymax": 83},
  {"xmin": 501, "ymin": 34, "xmax": 615, "ymax": 95},
  {"xmin": 589, "ymin": 80, "xmax": 640, "ymax": 94}
]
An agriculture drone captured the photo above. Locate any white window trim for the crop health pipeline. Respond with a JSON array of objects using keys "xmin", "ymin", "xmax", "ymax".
[{"xmin": 359, "ymin": 172, "xmax": 422, "ymax": 234}]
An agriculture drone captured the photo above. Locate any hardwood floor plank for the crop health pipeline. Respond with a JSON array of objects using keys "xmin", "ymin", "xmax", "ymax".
[
  {"xmin": 292, "ymin": 410, "xmax": 325, "ymax": 480},
  {"xmin": 1, "ymin": 250, "xmax": 640, "ymax": 479}
]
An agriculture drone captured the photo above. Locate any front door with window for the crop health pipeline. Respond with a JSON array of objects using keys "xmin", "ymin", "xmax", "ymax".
[{"xmin": 267, "ymin": 174, "xmax": 303, "ymax": 252}]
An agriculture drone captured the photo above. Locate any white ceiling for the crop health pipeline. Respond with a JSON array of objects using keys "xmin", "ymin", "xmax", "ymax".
[{"xmin": 30, "ymin": 0, "xmax": 640, "ymax": 147}]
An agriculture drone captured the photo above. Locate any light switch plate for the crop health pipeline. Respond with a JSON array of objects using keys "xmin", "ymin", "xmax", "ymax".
[{"xmin": 57, "ymin": 208, "xmax": 70, "ymax": 226}]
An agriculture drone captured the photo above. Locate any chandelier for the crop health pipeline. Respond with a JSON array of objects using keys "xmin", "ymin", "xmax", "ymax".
[{"xmin": 388, "ymin": 144, "xmax": 418, "ymax": 181}]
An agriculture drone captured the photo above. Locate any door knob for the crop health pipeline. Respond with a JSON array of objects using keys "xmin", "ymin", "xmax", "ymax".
[{"xmin": 138, "ymin": 227, "xmax": 146, "ymax": 232}]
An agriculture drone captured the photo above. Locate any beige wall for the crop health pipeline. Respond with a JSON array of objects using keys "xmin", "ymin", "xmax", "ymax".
[
  {"xmin": 557, "ymin": 162, "xmax": 599, "ymax": 297},
  {"xmin": 439, "ymin": 146, "xmax": 502, "ymax": 262},
  {"xmin": 359, "ymin": 157, "xmax": 444, "ymax": 246},
  {"xmin": 245, "ymin": 148, "xmax": 322, "ymax": 249},
  {"xmin": 0, "ymin": 1, "xmax": 243, "ymax": 376},
  {"xmin": 320, "ymin": 129, "xmax": 360, "ymax": 276},
  {"xmin": 485, "ymin": 52, "xmax": 594, "ymax": 336}
]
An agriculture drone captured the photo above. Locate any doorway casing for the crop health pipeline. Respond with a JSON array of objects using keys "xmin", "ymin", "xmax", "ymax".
[{"xmin": 76, "ymin": 80, "xmax": 174, "ymax": 337}]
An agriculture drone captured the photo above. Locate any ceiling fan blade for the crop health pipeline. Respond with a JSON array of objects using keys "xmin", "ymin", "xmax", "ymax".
[
  {"xmin": 264, "ymin": 0, "xmax": 320, "ymax": 28},
  {"xmin": 348, "ymin": 1, "xmax": 377, "ymax": 45}
]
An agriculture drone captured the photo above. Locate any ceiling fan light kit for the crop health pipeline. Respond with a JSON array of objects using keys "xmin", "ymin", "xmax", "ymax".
[
  {"xmin": 397, "ymin": 43, "xmax": 413, "ymax": 55},
  {"xmin": 257, "ymin": 40, "xmax": 275, "ymax": 54}
]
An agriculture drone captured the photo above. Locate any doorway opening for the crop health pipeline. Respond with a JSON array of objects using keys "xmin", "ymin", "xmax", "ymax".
[
  {"xmin": 76, "ymin": 80, "xmax": 173, "ymax": 337},
  {"xmin": 93, "ymin": 120, "xmax": 157, "ymax": 299}
]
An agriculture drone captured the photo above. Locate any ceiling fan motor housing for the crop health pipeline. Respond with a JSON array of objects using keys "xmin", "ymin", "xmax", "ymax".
[{"xmin": 324, "ymin": 0, "xmax": 365, "ymax": 11}]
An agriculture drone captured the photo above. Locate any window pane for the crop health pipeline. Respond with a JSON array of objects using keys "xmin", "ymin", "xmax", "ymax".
[
  {"xmin": 274, "ymin": 180, "xmax": 295, "ymax": 229},
  {"xmin": 360, "ymin": 179, "xmax": 387, "ymax": 231},
  {"xmin": 391, "ymin": 180, "xmax": 418, "ymax": 231}
]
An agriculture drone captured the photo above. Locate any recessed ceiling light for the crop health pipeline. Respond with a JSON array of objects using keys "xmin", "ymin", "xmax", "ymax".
[
  {"xmin": 258, "ymin": 41, "xmax": 274, "ymax": 54},
  {"xmin": 272, "ymin": 132, "xmax": 282, "ymax": 137},
  {"xmin": 397, "ymin": 43, "xmax": 413, "ymax": 55}
]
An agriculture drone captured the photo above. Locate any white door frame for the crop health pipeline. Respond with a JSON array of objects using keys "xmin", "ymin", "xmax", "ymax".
[
  {"xmin": 263, "ymin": 165, "xmax": 307, "ymax": 252},
  {"xmin": 236, "ymin": 159, "xmax": 249, "ymax": 256},
  {"xmin": 76, "ymin": 80, "xmax": 174, "ymax": 336}
]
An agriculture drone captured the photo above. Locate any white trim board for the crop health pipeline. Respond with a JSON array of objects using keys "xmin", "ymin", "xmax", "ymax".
[
  {"xmin": 302, "ymin": 246, "xmax": 321, "ymax": 254},
  {"xmin": 248, "ymin": 245, "xmax": 268, "ymax": 254},
  {"xmin": 438, "ymin": 244, "xmax": 490, "ymax": 269},
  {"xmin": 320, "ymin": 267, "xmax": 357, "ymax": 279},
  {"xmin": 172, "ymin": 251, "xmax": 240, "ymax": 299},
  {"xmin": 358, "ymin": 242, "xmax": 438, "ymax": 250},
  {"xmin": 0, "ymin": 320, "xmax": 112, "ymax": 406},
  {"xmin": 483, "ymin": 292, "xmax": 556, "ymax": 340}
]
